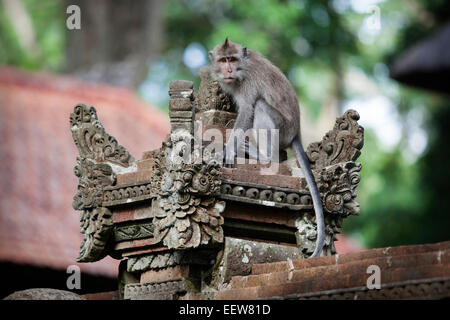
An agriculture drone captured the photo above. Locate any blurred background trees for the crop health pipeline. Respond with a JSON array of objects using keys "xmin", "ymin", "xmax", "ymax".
[{"xmin": 0, "ymin": 0, "xmax": 449, "ymax": 249}]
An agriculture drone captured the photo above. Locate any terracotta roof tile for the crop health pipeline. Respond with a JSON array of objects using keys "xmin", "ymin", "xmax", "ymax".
[{"xmin": 215, "ymin": 241, "xmax": 450, "ymax": 300}]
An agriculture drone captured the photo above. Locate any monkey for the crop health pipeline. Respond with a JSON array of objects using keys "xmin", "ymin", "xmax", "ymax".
[{"xmin": 208, "ymin": 38, "xmax": 325, "ymax": 258}]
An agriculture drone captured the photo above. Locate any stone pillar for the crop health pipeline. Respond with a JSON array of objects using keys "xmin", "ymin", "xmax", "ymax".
[
  {"xmin": 168, "ymin": 80, "xmax": 195, "ymax": 135},
  {"xmin": 123, "ymin": 249, "xmax": 218, "ymax": 300}
]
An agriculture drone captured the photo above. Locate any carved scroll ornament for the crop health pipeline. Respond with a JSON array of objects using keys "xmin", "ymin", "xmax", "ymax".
[
  {"xmin": 70, "ymin": 104, "xmax": 134, "ymax": 167},
  {"xmin": 294, "ymin": 109, "xmax": 363, "ymax": 257},
  {"xmin": 307, "ymin": 109, "xmax": 364, "ymax": 170},
  {"xmin": 70, "ymin": 104, "xmax": 135, "ymax": 262}
]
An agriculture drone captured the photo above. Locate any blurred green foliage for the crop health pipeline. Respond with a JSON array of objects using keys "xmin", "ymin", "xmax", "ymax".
[
  {"xmin": 0, "ymin": 0, "xmax": 64, "ymax": 70},
  {"xmin": 0, "ymin": 0, "xmax": 449, "ymax": 248}
]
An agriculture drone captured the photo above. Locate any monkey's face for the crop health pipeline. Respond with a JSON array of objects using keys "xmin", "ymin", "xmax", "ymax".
[
  {"xmin": 217, "ymin": 55, "xmax": 240, "ymax": 84},
  {"xmin": 209, "ymin": 38, "xmax": 248, "ymax": 86}
]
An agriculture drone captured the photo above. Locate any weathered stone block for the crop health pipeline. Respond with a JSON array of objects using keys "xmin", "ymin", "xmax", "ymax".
[
  {"xmin": 140, "ymin": 265, "xmax": 199, "ymax": 284},
  {"xmin": 209, "ymin": 237, "xmax": 301, "ymax": 288}
]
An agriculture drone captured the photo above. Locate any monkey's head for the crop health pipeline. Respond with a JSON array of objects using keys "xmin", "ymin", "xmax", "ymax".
[{"xmin": 209, "ymin": 37, "xmax": 249, "ymax": 86}]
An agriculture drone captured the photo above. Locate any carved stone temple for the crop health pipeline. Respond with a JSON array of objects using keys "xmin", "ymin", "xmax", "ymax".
[{"xmin": 69, "ymin": 66, "xmax": 450, "ymax": 300}]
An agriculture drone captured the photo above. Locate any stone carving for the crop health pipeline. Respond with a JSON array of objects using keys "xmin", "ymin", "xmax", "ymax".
[
  {"xmin": 72, "ymin": 156, "xmax": 116, "ymax": 210},
  {"xmin": 70, "ymin": 104, "xmax": 135, "ymax": 262},
  {"xmin": 124, "ymin": 280, "xmax": 187, "ymax": 300},
  {"xmin": 151, "ymin": 141, "xmax": 225, "ymax": 249},
  {"xmin": 72, "ymin": 156, "xmax": 116, "ymax": 262},
  {"xmin": 307, "ymin": 109, "xmax": 364, "ymax": 170},
  {"xmin": 114, "ymin": 223, "xmax": 154, "ymax": 242},
  {"xmin": 317, "ymin": 161, "xmax": 362, "ymax": 217},
  {"xmin": 103, "ymin": 181, "xmax": 153, "ymax": 207},
  {"xmin": 70, "ymin": 104, "xmax": 135, "ymax": 167},
  {"xmin": 127, "ymin": 252, "xmax": 186, "ymax": 272},
  {"xmin": 150, "ymin": 80, "xmax": 226, "ymax": 250},
  {"xmin": 295, "ymin": 215, "xmax": 341, "ymax": 258},
  {"xmin": 127, "ymin": 250, "xmax": 218, "ymax": 273},
  {"xmin": 218, "ymin": 160, "xmax": 362, "ymax": 217},
  {"xmin": 77, "ymin": 207, "xmax": 113, "ymax": 262},
  {"xmin": 219, "ymin": 179, "xmax": 312, "ymax": 210}
]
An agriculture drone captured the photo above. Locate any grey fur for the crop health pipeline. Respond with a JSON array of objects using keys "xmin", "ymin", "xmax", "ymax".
[{"xmin": 209, "ymin": 39, "xmax": 325, "ymax": 258}]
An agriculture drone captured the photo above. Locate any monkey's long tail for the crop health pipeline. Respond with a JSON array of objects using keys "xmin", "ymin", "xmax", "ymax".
[{"xmin": 292, "ymin": 136, "xmax": 325, "ymax": 258}]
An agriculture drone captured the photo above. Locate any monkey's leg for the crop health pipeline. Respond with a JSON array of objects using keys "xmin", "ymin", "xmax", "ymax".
[
  {"xmin": 252, "ymin": 100, "xmax": 280, "ymax": 163},
  {"xmin": 224, "ymin": 103, "xmax": 254, "ymax": 167}
]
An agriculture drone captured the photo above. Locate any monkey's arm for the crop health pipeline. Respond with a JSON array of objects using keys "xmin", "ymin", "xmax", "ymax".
[{"xmin": 224, "ymin": 102, "xmax": 254, "ymax": 167}]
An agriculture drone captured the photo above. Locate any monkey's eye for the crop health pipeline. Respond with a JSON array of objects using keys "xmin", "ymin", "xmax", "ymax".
[
  {"xmin": 218, "ymin": 58, "xmax": 227, "ymax": 63},
  {"xmin": 229, "ymin": 57, "xmax": 238, "ymax": 62}
]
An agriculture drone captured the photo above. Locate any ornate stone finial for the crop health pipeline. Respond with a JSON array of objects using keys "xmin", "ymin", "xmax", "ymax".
[
  {"xmin": 294, "ymin": 109, "xmax": 364, "ymax": 257},
  {"xmin": 307, "ymin": 109, "xmax": 364, "ymax": 170},
  {"xmin": 70, "ymin": 104, "xmax": 135, "ymax": 262},
  {"xmin": 308, "ymin": 110, "xmax": 363, "ymax": 217}
]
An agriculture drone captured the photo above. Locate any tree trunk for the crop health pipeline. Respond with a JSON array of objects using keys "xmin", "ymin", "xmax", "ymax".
[{"xmin": 65, "ymin": 0, "xmax": 164, "ymax": 88}]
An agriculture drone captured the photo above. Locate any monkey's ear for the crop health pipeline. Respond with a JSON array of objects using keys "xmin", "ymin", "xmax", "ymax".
[
  {"xmin": 208, "ymin": 51, "xmax": 213, "ymax": 61},
  {"xmin": 243, "ymin": 47, "xmax": 248, "ymax": 58}
]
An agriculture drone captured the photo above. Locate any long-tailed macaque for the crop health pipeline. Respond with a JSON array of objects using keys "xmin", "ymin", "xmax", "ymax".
[{"xmin": 209, "ymin": 38, "xmax": 324, "ymax": 258}]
